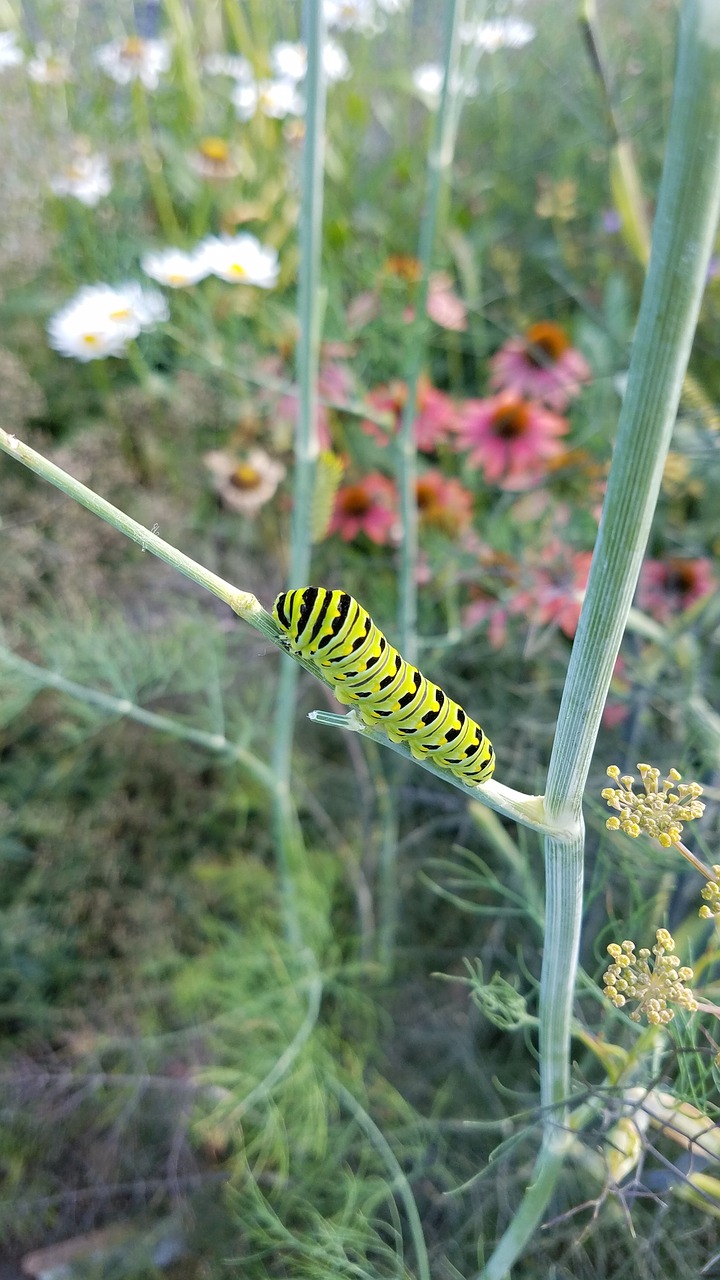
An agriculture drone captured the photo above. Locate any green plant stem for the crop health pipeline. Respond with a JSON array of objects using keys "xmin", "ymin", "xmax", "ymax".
[
  {"xmin": 397, "ymin": 0, "xmax": 465, "ymax": 664},
  {"xmin": 221, "ymin": 0, "xmax": 253, "ymax": 56},
  {"xmin": 370, "ymin": 750, "xmax": 400, "ymax": 974},
  {"xmin": 0, "ymin": 427, "xmax": 265, "ymax": 626},
  {"xmin": 478, "ymin": 4, "xmax": 720, "ymax": 1275},
  {"xmin": 230, "ymin": 962, "xmax": 323, "ymax": 1116},
  {"xmin": 327, "ymin": 1080, "xmax": 431, "ymax": 1280},
  {"xmin": 131, "ymin": 79, "xmax": 182, "ymax": 241},
  {"xmin": 309, "ymin": 710, "xmax": 550, "ymax": 832},
  {"xmin": 0, "ymin": 430, "xmax": 559, "ymax": 837},
  {"xmin": 581, "ymin": 0, "xmax": 652, "ymax": 265},
  {"xmin": 270, "ymin": 0, "xmax": 327, "ymax": 950},
  {"xmin": 163, "ymin": 0, "xmax": 203, "ymax": 124},
  {"xmin": 0, "ymin": 644, "xmax": 274, "ymax": 789},
  {"xmin": 89, "ymin": 358, "xmax": 153, "ymax": 484},
  {"xmin": 376, "ymin": 0, "xmax": 466, "ymax": 975},
  {"xmin": 547, "ymin": 0, "xmax": 720, "ymax": 826}
]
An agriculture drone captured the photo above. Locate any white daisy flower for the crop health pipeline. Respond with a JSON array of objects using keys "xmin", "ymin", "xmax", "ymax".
[
  {"xmin": 232, "ymin": 77, "xmax": 304, "ymax": 121},
  {"xmin": 50, "ymin": 150, "xmax": 112, "ymax": 207},
  {"xmin": 123, "ymin": 283, "xmax": 169, "ymax": 328},
  {"xmin": 323, "ymin": 0, "xmax": 381, "ymax": 35},
  {"xmin": 230, "ymin": 80, "xmax": 258, "ymax": 121},
  {"xmin": 203, "ymin": 51, "xmax": 253, "ymax": 81},
  {"xmin": 141, "ymin": 245, "xmax": 211, "ymax": 288},
  {"xmin": 460, "ymin": 18, "xmax": 535, "ymax": 52},
  {"xmin": 198, "ymin": 235, "xmax": 280, "ymax": 288},
  {"xmin": 0, "ymin": 30, "xmax": 23, "ymax": 69},
  {"xmin": 269, "ymin": 38, "xmax": 350, "ymax": 86},
  {"xmin": 258, "ymin": 78, "xmax": 305, "ymax": 117},
  {"xmin": 94, "ymin": 36, "xmax": 171, "ymax": 90},
  {"xmin": 412, "ymin": 62, "xmax": 443, "ymax": 103},
  {"xmin": 47, "ymin": 283, "xmax": 169, "ymax": 362},
  {"xmin": 412, "ymin": 61, "xmax": 478, "ymax": 109},
  {"xmin": 323, "ymin": 39, "xmax": 351, "ymax": 81},
  {"xmin": 28, "ymin": 44, "xmax": 72, "ymax": 84},
  {"xmin": 271, "ymin": 41, "xmax": 307, "ymax": 82}
]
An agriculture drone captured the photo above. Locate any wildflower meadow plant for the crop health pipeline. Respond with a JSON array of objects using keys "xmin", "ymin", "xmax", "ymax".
[
  {"xmin": 329, "ymin": 472, "xmax": 398, "ymax": 543},
  {"xmin": 47, "ymin": 283, "xmax": 169, "ymax": 361},
  {"xmin": 94, "ymin": 35, "xmax": 171, "ymax": 89},
  {"xmin": 141, "ymin": 245, "xmax": 211, "ymax": 288},
  {"xmin": 489, "ymin": 321, "xmax": 591, "ymax": 411},
  {"xmin": 460, "ymin": 388, "xmax": 569, "ymax": 489},
  {"xmin": 188, "ymin": 137, "xmax": 242, "ymax": 180},
  {"xmin": 49, "ymin": 148, "xmax": 112, "ymax": 207},
  {"xmin": 197, "ymin": 234, "xmax": 280, "ymax": 286},
  {"xmin": 203, "ymin": 447, "xmax": 287, "ymax": 516},
  {"xmin": 28, "ymin": 45, "xmax": 72, "ymax": 84},
  {"xmin": 232, "ymin": 77, "xmax": 305, "ymax": 120},
  {"xmin": 637, "ymin": 554, "xmax": 716, "ymax": 621}
]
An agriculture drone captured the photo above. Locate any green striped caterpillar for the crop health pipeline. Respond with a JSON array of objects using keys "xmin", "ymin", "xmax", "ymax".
[{"xmin": 273, "ymin": 587, "xmax": 495, "ymax": 784}]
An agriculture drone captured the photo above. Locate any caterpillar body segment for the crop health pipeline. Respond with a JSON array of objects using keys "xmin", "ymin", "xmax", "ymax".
[{"xmin": 273, "ymin": 587, "xmax": 495, "ymax": 784}]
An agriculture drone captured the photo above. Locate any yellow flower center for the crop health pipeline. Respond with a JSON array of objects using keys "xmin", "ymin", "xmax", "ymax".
[
  {"xmin": 121, "ymin": 37, "xmax": 146, "ymax": 61},
  {"xmin": 109, "ymin": 307, "xmax": 132, "ymax": 323},
  {"xmin": 524, "ymin": 321, "xmax": 570, "ymax": 366},
  {"xmin": 231, "ymin": 464, "xmax": 261, "ymax": 490},
  {"xmin": 82, "ymin": 333, "xmax": 99, "ymax": 346},
  {"xmin": 199, "ymin": 137, "xmax": 230, "ymax": 163},
  {"xmin": 227, "ymin": 262, "xmax": 247, "ymax": 278}
]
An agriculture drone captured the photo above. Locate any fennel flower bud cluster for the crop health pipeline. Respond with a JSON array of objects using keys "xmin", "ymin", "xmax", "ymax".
[
  {"xmin": 603, "ymin": 929, "xmax": 698, "ymax": 1025},
  {"xmin": 699, "ymin": 868, "xmax": 720, "ymax": 920},
  {"xmin": 602, "ymin": 764, "xmax": 704, "ymax": 847}
]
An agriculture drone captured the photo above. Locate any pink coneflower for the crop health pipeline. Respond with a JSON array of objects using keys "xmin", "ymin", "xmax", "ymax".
[
  {"xmin": 490, "ymin": 321, "xmax": 590, "ymax": 411},
  {"xmin": 416, "ymin": 470, "xmax": 473, "ymax": 536},
  {"xmin": 329, "ymin": 472, "xmax": 398, "ymax": 544},
  {"xmin": 460, "ymin": 389, "xmax": 568, "ymax": 490},
  {"xmin": 361, "ymin": 375, "xmax": 459, "ymax": 453},
  {"xmin": 637, "ymin": 556, "xmax": 716, "ymax": 623}
]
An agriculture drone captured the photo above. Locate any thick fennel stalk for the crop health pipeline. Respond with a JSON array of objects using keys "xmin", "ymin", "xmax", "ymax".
[{"xmin": 478, "ymin": 3, "xmax": 720, "ymax": 1275}]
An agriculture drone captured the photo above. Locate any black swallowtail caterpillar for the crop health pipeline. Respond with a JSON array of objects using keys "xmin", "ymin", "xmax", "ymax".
[{"xmin": 272, "ymin": 587, "xmax": 495, "ymax": 784}]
